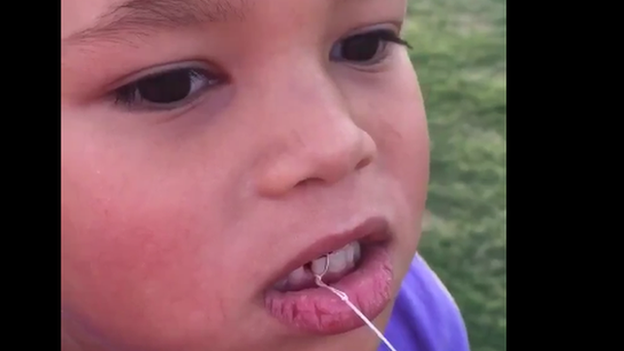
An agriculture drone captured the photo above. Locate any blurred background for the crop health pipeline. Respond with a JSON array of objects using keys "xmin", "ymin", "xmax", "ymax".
[{"xmin": 405, "ymin": 0, "xmax": 506, "ymax": 350}]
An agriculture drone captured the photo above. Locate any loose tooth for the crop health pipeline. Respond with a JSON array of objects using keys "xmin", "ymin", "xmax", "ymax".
[
  {"xmin": 328, "ymin": 250, "xmax": 347, "ymax": 273},
  {"xmin": 311, "ymin": 256, "xmax": 328, "ymax": 275}
]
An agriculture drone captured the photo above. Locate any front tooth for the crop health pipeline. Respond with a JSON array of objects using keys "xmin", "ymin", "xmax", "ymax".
[
  {"xmin": 311, "ymin": 256, "xmax": 328, "ymax": 275},
  {"xmin": 328, "ymin": 249, "xmax": 347, "ymax": 273}
]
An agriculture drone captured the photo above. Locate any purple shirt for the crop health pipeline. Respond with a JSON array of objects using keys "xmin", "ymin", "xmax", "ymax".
[{"xmin": 379, "ymin": 254, "xmax": 471, "ymax": 351}]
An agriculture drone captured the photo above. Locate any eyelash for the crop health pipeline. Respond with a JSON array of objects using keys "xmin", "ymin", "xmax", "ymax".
[
  {"xmin": 330, "ymin": 29, "xmax": 412, "ymax": 64},
  {"xmin": 112, "ymin": 29, "xmax": 411, "ymax": 111},
  {"xmin": 113, "ymin": 67, "xmax": 219, "ymax": 109}
]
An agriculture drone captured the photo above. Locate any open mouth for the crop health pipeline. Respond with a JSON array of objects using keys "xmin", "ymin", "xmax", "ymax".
[
  {"xmin": 272, "ymin": 241, "xmax": 365, "ymax": 292},
  {"xmin": 264, "ymin": 217, "xmax": 395, "ymax": 335}
]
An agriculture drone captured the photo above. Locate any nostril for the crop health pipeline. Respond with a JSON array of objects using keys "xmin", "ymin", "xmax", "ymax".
[
  {"xmin": 295, "ymin": 177, "xmax": 323, "ymax": 188},
  {"xmin": 355, "ymin": 156, "xmax": 372, "ymax": 170}
]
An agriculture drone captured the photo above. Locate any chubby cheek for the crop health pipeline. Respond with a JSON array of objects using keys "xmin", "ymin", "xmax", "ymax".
[
  {"xmin": 393, "ymin": 104, "xmax": 428, "ymax": 282},
  {"xmin": 389, "ymin": 76, "xmax": 429, "ymax": 232},
  {"xmin": 392, "ymin": 81, "xmax": 429, "ymax": 264},
  {"xmin": 61, "ymin": 150, "xmax": 239, "ymax": 346},
  {"xmin": 362, "ymin": 58, "xmax": 429, "ymax": 276}
]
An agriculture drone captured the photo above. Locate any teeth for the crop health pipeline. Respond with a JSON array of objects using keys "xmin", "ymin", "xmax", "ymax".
[
  {"xmin": 353, "ymin": 242, "xmax": 361, "ymax": 262},
  {"xmin": 345, "ymin": 243, "xmax": 354, "ymax": 264},
  {"xmin": 311, "ymin": 256, "xmax": 328, "ymax": 275},
  {"xmin": 311, "ymin": 241, "xmax": 361, "ymax": 275},
  {"xmin": 288, "ymin": 266, "xmax": 308, "ymax": 285},
  {"xmin": 328, "ymin": 248, "xmax": 347, "ymax": 272},
  {"xmin": 273, "ymin": 278, "xmax": 288, "ymax": 290},
  {"xmin": 277, "ymin": 241, "xmax": 364, "ymax": 290}
]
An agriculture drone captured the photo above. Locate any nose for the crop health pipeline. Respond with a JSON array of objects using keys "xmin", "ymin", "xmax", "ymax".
[{"xmin": 253, "ymin": 74, "xmax": 377, "ymax": 197}]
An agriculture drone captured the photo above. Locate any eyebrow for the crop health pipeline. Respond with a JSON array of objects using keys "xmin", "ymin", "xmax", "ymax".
[{"xmin": 65, "ymin": 0, "xmax": 250, "ymax": 45}]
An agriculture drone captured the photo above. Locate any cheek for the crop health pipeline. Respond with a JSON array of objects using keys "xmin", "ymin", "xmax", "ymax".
[
  {"xmin": 389, "ymin": 60, "xmax": 429, "ymax": 206},
  {"xmin": 385, "ymin": 79, "xmax": 430, "ymax": 214},
  {"xmin": 61, "ymin": 141, "xmax": 238, "ymax": 345},
  {"xmin": 356, "ymin": 59, "xmax": 430, "ymax": 215},
  {"xmin": 353, "ymin": 58, "xmax": 430, "ymax": 263}
]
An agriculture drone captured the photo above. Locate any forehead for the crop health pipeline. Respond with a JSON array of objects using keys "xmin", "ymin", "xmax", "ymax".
[
  {"xmin": 62, "ymin": 0, "xmax": 249, "ymax": 41},
  {"xmin": 62, "ymin": 0, "xmax": 111, "ymax": 39},
  {"xmin": 62, "ymin": 0, "xmax": 402, "ymax": 39},
  {"xmin": 62, "ymin": 0, "xmax": 406, "ymax": 56}
]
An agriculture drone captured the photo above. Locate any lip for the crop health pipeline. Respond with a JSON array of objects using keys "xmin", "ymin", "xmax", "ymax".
[
  {"xmin": 262, "ymin": 216, "xmax": 395, "ymax": 334},
  {"xmin": 264, "ymin": 243, "xmax": 393, "ymax": 334},
  {"xmin": 265, "ymin": 216, "xmax": 391, "ymax": 290}
]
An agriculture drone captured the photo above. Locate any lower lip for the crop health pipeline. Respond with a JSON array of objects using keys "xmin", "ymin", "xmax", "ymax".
[{"xmin": 264, "ymin": 245, "xmax": 393, "ymax": 334}]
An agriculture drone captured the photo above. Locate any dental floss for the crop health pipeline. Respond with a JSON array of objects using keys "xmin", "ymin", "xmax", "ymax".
[{"xmin": 313, "ymin": 255, "xmax": 398, "ymax": 351}]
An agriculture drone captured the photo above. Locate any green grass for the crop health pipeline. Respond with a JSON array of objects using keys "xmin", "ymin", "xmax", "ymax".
[{"xmin": 405, "ymin": 0, "xmax": 506, "ymax": 350}]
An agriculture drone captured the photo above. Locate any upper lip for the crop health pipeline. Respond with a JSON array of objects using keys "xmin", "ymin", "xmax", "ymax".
[{"xmin": 266, "ymin": 216, "xmax": 392, "ymax": 289}]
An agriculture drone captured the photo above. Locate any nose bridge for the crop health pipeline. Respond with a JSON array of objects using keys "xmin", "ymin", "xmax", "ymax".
[
  {"xmin": 283, "ymin": 68, "xmax": 359, "ymax": 157},
  {"xmin": 262, "ymin": 56, "xmax": 346, "ymax": 126},
  {"xmin": 251, "ymin": 60, "xmax": 377, "ymax": 196}
]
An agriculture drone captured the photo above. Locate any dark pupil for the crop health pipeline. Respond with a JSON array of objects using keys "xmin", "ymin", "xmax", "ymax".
[
  {"xmin": 136, "ymin": 70, "xmax": 192, "ymax": 103},
  {"xmin": 341, "ymin": 34, "xmax": 381, "ymax": 61}
]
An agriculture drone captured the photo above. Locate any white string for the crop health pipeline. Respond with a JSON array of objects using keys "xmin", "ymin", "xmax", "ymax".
[{"xmin": 313, "ymin": 257, "xmax": 398, "ymax": 351}]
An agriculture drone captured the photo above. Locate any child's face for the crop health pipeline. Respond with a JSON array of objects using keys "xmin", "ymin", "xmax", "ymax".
[{"xmin": 61, "ymin": 0, "xmax": 428, "ymax": 350}]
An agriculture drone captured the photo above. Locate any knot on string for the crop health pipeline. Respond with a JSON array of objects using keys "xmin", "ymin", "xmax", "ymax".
[{"xmin": 311, "ymin": 254, "xmax": 398, "ymax": 351}]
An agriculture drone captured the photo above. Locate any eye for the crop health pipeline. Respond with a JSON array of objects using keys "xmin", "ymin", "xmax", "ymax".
[
  {"xmin": 113, "ymin": 67, "xmax": 223, "ymax": 110},
  {"xmin": 330, "ymin": 29, "xmax": 411, "ymax": 65}
]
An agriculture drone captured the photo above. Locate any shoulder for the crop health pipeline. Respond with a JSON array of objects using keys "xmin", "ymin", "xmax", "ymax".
[{"xmin": 383, "ymin": 254, "xmax": 471, "ymax": 351}]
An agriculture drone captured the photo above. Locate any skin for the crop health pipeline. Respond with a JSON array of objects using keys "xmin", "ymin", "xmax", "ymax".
[{"xmin": 61, "ymin": 0, "xmax": 429, "ymax": 350}]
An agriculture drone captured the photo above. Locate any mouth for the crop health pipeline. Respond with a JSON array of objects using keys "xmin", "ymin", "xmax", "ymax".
[
  {"xmin": 264, "ymin": 217, "xmax": 395, "ymax": 335},
  {"xmin": 272, "ymin": 236, "xmax": 373, "ymax": 292}
]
